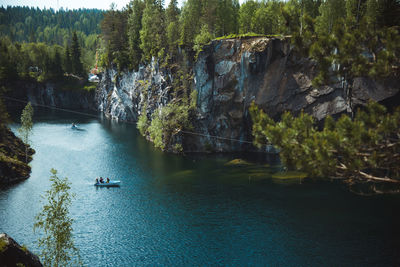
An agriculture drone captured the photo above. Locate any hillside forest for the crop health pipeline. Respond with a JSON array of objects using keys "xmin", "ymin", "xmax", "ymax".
[{"xmin": 0, "ymin": 0, "xmax": 399, "ymax": 85}]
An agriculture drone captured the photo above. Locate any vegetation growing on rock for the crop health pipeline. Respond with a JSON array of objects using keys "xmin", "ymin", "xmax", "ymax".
[{"xmin": 0, "ymin": 98, "xmax": 34, "ymax": 185}]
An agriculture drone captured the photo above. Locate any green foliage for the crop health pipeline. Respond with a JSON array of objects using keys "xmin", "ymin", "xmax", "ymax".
[
  {"xmin": 128, "ymin": 0, "xmax": 145, "ymax": 70},
  {"xmin": 0, "ymin": 238, "xmax": 6, "ymax": 252},
  {"xmin": 250, "ymin": 101, "xmax": 400, "ymax": 184},
  {"xmin": 214, "ymin": 33, "xmax": 266, "ymax": 40},
  {"xmin": 147, "ymin": 101, "xmax": 192, "ymax": 150},
  {"xmin": 18, "ymin": 102, "xmax": 33, "ymax": 147},
  {"xmin": 190, "ymin": 89, "xmax": 198, "ymax": 109},
  {"xmin": 34, "ymin": 169, "xmax": 81, "ymax": 267},
  {"xmin": 71, "ymin": 32, "xmax": 84, "ymax": 76},
  {"xmin": 0, "ymin": 7, "xmax": 103, "ymax": 44},
  {"xmin": 193, "ymin": 25, "xmax": 214, "ymax": 57},
  {"xmin": 0, "ymin": 94, "xmax": 10, "ymax": 126},
  {"xmin": 139, "ymin": 0, "xmax": 166, "ymax": 63},
  {"xmin": 315, "ymin": 0, "xmax": 346, "ymax": 34},
  {"xmin": 100, "ymin": 6, "xmax": 129, "ymax": 71},
  {"xmin": 0, "ymin": 7, "xmax": 102, "ymax": 74},
  {"xmin": 18, "ymin": 102, "xmax": 33, "ymax": 164},
  {"xmin": 137, "ymin": 104, "xmax": 149, "ymax": 136},
  {"xmin": 238, "ymin": 0, "xmax": 259, "ymax": 34}
]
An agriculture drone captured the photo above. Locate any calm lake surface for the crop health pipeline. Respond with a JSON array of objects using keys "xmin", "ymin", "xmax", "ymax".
[{"xmin": 1, "ymin": 108, "xmax": 400, "ymax": 266}]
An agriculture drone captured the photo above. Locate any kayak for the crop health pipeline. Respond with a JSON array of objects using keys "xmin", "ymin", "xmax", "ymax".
[{"xmin": 94, "ymin": 180, "xmax": 121, "ymax": 187}]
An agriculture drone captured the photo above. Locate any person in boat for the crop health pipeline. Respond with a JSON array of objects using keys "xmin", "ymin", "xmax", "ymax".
[
  {"xmin": 99, "ymin": 177, "xmax": 104, "ymax": 183},
  {"xmin": 96, "ymin": 178, "xmax": 99, "ymax": 184},
  {"xmin": 106, "ymin": 178, "xmax": 110, "ymax": 183}
]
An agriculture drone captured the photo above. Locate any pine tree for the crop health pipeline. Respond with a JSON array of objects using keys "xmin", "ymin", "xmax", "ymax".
[
  {"xmin": 179, "ymin": 0, "xmax": 202, "ymax": 47},
  {"xmin": 238, "ymin": 0, "xmax": 259, "ymax": 34},
  {"xmin": 165, "ymin": 0, "xmax": 180, "ymax": 58},
  {"xmin": 128, "ymin": 0, "xmax": 146, "ymax": 70},
  {"xmin": 70, "ymin": 31, "xmax": 83, "ymax": 76},
  {"xmin": 139, "ymin": 0, "xmax": 166, "ymax": 62},
  {"xmin": 249, "ymin": 101, "xmax": 400, "ymax": 191},
  {"xmin": 64, "ymin": 45, "xmax": 72, "ymax": 74}
]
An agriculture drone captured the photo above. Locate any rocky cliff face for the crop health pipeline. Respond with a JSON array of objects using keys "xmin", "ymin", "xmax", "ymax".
[
  {"xmin": 96, "ymin": 60, "xmax": 171, "ymax": 122},
  {"xmin": 97, "ymin": 37, "xmax": 399, "ymax": 152},
  {"xmin": 6, "ymin": 80, "xmax": 96, "ymax": 110}
]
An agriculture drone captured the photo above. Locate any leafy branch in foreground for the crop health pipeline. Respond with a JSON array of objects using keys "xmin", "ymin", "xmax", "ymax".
[
  {"xmin": 34, "ymin": 169, "xmax": 81, "ymax": 267},
  {"xmin": 250, "ymin": 101, "xmax": 400, "ymax": 186}
]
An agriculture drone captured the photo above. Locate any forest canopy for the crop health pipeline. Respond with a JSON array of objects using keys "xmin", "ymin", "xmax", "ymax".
[
  {"xmin": 0, "ymin": 6, "xmax": 104, "ymax": 82},
  {"xmin": 98, "ymin": 0, "xmax": 399, "ymax": 78}
]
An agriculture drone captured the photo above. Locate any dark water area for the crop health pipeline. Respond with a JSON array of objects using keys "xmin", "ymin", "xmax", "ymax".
[{"xmin": 1, "ymin": 107, "xmax": 400, "ymax": 266}]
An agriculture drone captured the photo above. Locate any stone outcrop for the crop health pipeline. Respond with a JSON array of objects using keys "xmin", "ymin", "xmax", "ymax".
[
  {"xmin": 96, "ymin": 61, "xmax": 171, "ymax": 122},
  {"xmin": 0, "ymin": 125, "xmax": 34, "ymax": 185},
  {"xmin": 0, "ymin": 233, "xmax": 43, "ymax": 267},
  {"xmin": 96, "ymin": 37, "xmax": 399, "ymax": 152},
  {"xmin": 6, "ymin": 80, "xmax": 96, "ymax": 110}
]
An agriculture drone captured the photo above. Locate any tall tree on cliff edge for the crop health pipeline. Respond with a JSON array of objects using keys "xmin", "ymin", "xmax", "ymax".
[
  {"xmin": 140, "ymin": 0, "xmax": 166, "ymax": 62},
  {"xmin": 165, "ymin": 0, "xmax": 180, "ymax": 59},
  {"xmin": 179, "ymin": 0, "xmax": 202, "ymax": 48},
  {"xmin": 18, "ymin": 102, "xmax": 33, "ymax": 163},
  {"xmin": 64, "ymin": 45, "xmax": 72, "ymax": 74},
  {"xmin": 128, "ymin": 0, "xmax": 146, "ymax": 70},
  {"xmin": 238, "ymin": 0, "xmax": 259, "ymax": 34},
  {"xmin": 315, "ymin": 0, "xmax": 346, "ymax": 34},
  {"xmin": 215, "ymin": 0, "xmax": 239, "ymax": 36},
  {"xmin": 71, "ymin": 31, "xmax": 84, "ymax": 76},
  {"xmin": 100, "ymin": 4, "xmax": 129, "ymax": 70}
]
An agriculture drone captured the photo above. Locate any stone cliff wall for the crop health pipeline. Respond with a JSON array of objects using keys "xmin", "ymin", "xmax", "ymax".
[
  {"xmin": 96, "ymin": 37, "xmax": 399, "ymax": 152},
  {"xmin": 6, "ymin": 80, "xmax": 96, "ymax": 110}
]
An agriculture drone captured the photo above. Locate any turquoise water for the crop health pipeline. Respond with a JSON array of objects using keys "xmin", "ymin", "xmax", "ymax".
[{"xmin": 1, "ymin": 108, "xmax": 400, "ymax": 266}]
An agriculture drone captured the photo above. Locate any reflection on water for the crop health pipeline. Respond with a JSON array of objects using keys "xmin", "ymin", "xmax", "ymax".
[{"xmin": 1, "ymin": 107, "xmax": 400, "ymax": 266}]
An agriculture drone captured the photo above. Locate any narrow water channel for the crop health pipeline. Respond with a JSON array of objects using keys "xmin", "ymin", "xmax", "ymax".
[{"xmin": 1, "ymin": 108, "xmax": 399, "ymax": 266}]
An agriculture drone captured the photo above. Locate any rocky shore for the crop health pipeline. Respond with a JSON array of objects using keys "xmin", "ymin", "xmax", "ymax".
[{"xmin": 0, "ymin": 125, "xmax": 34, "ymax": 185}]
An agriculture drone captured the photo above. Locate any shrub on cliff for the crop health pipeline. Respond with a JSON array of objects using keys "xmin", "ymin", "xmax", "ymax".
[
  {"xmin": 250, "ymin": 101, "xmax": 400, "ymax": 193},
  {"xmin": 147, "ymin": 101, "xmax": 192, "ymax": 151}
]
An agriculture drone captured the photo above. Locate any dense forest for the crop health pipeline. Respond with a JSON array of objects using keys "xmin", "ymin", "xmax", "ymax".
[
  {"xmin": 1, "ymin": 1, "xmax": 399, "ymax": 85},
  {"xmin": 100, "ymin": 0, "xmax": 400, "ymax": 81},
  {"xmin": 0, "ymin": 6, "xmax": 104, "ymax": 83}
]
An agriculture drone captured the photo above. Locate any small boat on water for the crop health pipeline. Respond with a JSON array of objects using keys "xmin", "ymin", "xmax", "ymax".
[{"xmin": 94, "ymin": 180, "xmax": 121, "ymax": 187}]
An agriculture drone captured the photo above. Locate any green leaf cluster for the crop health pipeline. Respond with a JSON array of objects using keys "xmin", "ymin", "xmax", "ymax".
[
  {"xmin": 250, "ymin": 101, "xmax": 400, "ymax": 183},
  {"xmin": 34, "ymin": 169, "xmax": 81, "ymax": 267},
  {"xmin": 146, "ymin": 101, "xmax": 192, "ymax": 151},
  {"xmin": 18, "ymin": 102, "xmax": 33, "ymax": 163}
]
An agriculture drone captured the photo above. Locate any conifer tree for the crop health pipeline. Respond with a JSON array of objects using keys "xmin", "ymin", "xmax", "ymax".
[
  {"xmin": 238, "ymin": 0, "xmax": 259, "ymax": 34},
  {"xmin": 140, "ymin": 0, "xmax": 166, "ymax": 62},
  {"xmin": 165, "ymin": 0, "xmax": 180, "ymax": 57},
  {"xmin": 128, "ymin": 0, "xmax": 145, "ymax": 70},
  {"xmin": 179, "ymin": 0, "xmax": 202, "ymax": 47},
  {"xmin": 71, "ymin": 31, "xmax": 83, "ymax": 76},
  {"xmin": 64, "ymin": 45, "xmax": 72, "ymax": 74},
  {"xmin": 250, "ymin": 101, "xmax": 400, "ymax": 191}
]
